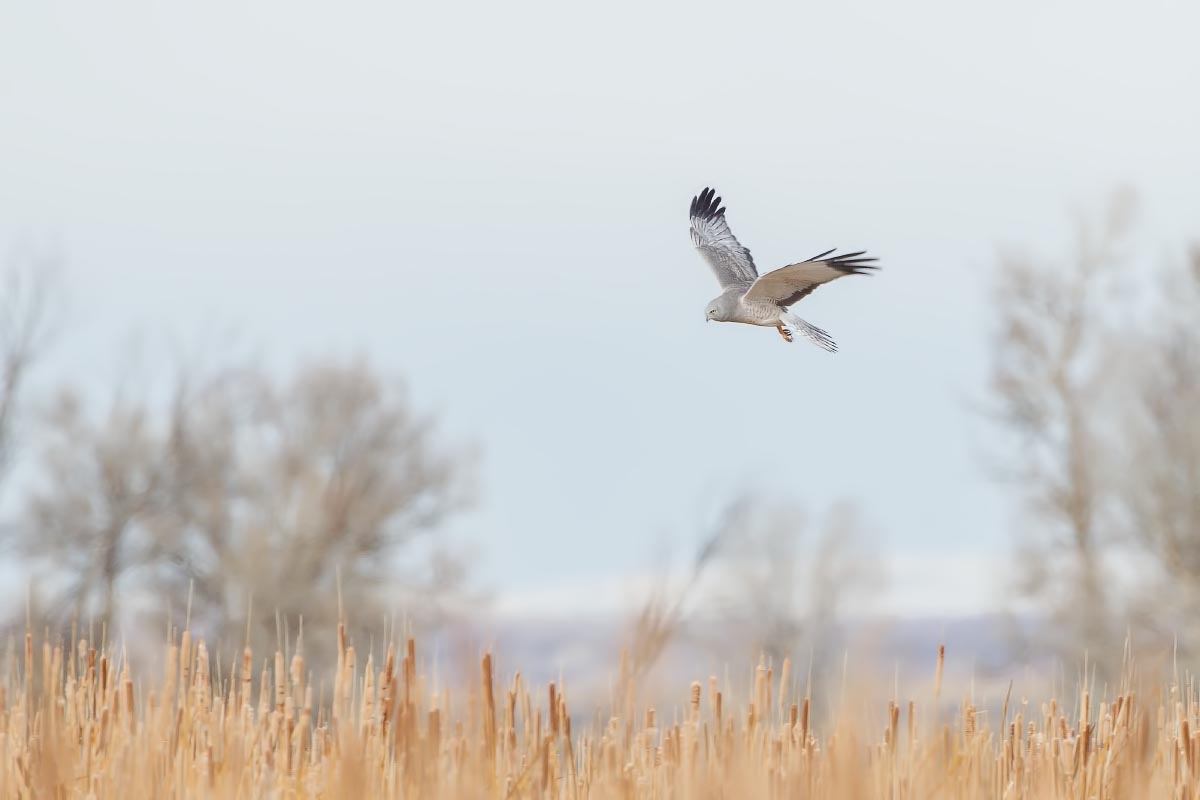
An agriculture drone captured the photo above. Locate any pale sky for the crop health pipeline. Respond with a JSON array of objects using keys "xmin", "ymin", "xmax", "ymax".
[{"xmin": 3, "ymin": 0, "xmax": 1198, "ymax": 614}]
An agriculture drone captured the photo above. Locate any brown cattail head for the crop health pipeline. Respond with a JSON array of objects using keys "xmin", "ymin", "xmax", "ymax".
[
  {"xmin": 122, "ymin": 663, "xmax": 135, "ymax": 732},
  {"xmin": 935, "ymin": 643, "xmax": 945, "ymax": 699},
  {"xmin": 778, "ymin": 658, "xmax": 791, "ymax": 714},
  {"xmin": 241, "ymin": 646, "xmax": 253, "ymax": 713},
  {"xmin": 801, "ymin": 696, "xmax": 810, "ymax": 745},
  {"xmin": 481, "ymin": 652, "xmax": 497, "ymax": 760},
  {"xmin": 180, "ymin": 631, "xmax": 192, "ymax": 698},
  {"xmin": 275, "ymin": 650, "xmax": 286, "ymax": 713}
]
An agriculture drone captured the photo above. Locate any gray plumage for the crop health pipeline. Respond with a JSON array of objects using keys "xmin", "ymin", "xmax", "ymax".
[{"xmin": 690, "ymin": 187, "xmax": 878, "ymax": 350}]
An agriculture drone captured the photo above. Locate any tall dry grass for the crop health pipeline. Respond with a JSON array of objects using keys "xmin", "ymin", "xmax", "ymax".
[{"xmin": 0, "ymin": 624, "xmax": 1193, "ymax": 798}]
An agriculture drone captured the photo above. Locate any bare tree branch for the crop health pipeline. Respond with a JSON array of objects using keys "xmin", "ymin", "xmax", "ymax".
[
  {"xmin": 623, "ymin": 496, "xmax": 746, "ymax": 681},
  {"xmin": 17, "ymin": 356, "xmax": 472, "ymax": 664},
  {"xmin": 0, "ymin": 250, "xmax": 60, "ymax": 488},
  {"xmin": 985, "ymin": 191, "xmax": 1136, "ymax": 666}
]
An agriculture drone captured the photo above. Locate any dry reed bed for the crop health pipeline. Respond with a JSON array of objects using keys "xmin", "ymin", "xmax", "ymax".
[{"xmin": 0, "ymin": 628, "xmax": 1195, "ymax": 798}]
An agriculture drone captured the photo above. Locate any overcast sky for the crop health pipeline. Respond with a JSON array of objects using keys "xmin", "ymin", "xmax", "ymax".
[{"xmin": 3, "ymin": 0, "xmax": 1198, "ymax": 615}]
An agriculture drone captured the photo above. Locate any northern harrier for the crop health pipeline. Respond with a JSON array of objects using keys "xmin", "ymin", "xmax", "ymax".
[{"xmin": 690, "ymin": 187, "xmax": 878, "ymax": 350}]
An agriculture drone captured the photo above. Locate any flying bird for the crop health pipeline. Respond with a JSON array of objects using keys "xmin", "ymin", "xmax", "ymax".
[{"xmin": 689, "ymin": 187, "xmax": 878, "ymax": 350}]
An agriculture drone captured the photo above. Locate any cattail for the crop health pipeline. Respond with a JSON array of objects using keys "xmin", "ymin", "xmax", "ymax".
[
  {"xmin": 766, "ymin": 666, "xmax": 773, "ymax": 723},
  {"xmin": 180, "ymin": 631, "xmax": 192, "ymax": 705},
  {"xmin": 1183, "ymin": 718, "xmax": 1193, "ymax": 773},
  {"xmin": 935, "ymin": 643, "xmax": 944, "ymax": 701},
  {"xmin": 481, "ymin": 652, "xmax": 496, "ymax": 762},
  {"xmin": 195, "ymin": 640, "xmax": 210, "ymax": 712},
  {"xmin": 334, "ymin": 625, "xmax": 346, "ymax": 723},
  {"xmin": 257, "ymin": 659, "xmax": 270, "ymax": 722},
  {"xmin": 519, "ymin": 677, "xmax": 532, "ymax": 748},
  {"xmin": 291, "ymin": 647, "xmax": 305, "ymax": 706},
  {"xmin": 505, "ymin": 687, "xmax": 517, "ymax": 756},
  {"xmin": 122, "ymin": 663, "xmax": 134, "ymax": 732},
  {"xmin": 361, "ymin": 654, "xmax": 376, "ymax": 736},
  {"xmin": 380, "ymin": 642, "xmax": 394, "ymax": 734},
  {"xmin": 342, "ymin": 645, "xmax": 356, "ymax": 712},
  {"xmin": 297, "ymin": 685, "xmax": 313, "ymax": 766},
  {"xmin": 397, "ymin": 646, "xmax": 412, "ymax": 751},
  {"xmin": 429, "ymin": 706, "xmax": 441, "ymax": 749},
  {"xmin": 164, "ymin": 643, "xmax": 179, "ymax": 713},
  {"xmin": 98, "ymin": 704, "xmax": 110, "ymax": 748},
  {"xmin": 24, "ymin": 631, "xmax": 33, "ymax": 695},
  {"xmin": 1080, "ymin": 689, "xmax": 1091, "ymax": 765},
  {"xmin": 241, "ymin": 646, "xmax": 253, "ymax": 715},
  {"xmin": 778, "ymin": 658, "xmax": 791, "ymax": 716},
  {"xmin": 41, "ymin": 640, "xmax": 52, "ymax": 700},
  {"xmin": 801, "ymin": 696, "xmax": 810, "ymax": 748},
  {"xmin": 272, "ymin": 649, "xmax": 287, "ymax": 716},
  {"xmin": 908, "ymin": 700, "xmax": 916, "ymax": 751},
  {"xmin": 9, "ymin": 622, "xmax": 1200, "ymax": 797},
  {"xmin": 754, "ymin": 663, "xmax": 766, "ymax": 729}
]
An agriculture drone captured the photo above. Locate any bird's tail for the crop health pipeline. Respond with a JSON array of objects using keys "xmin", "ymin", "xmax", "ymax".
[{"xmin": 783, "ymin": 313, "xmax": 837, "ymax": 352}]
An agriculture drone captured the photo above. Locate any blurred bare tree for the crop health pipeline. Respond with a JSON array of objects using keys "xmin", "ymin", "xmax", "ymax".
[
  {"xmin": 704, "ymin": 498, "xmax": 874, "ymax": 671},
  {"xmin": 24, "ymin": 390, "xmax": 165, "ymax": 624},
  {"xmin": 0, "ymin": 251, "xmax": 58, "ymax": 489},
  {"xmin": 1118, "ymin": 247, "xmax": 1200, "ymax": 645},
  {"xmin": 159, "ymin": 360, "xmax": 472, "ymax": 652},
  {"xmin": 18, "ymin": 357, "xmax": 472, "ymax": 661},
  {"xmin": 984, "ymin": 190, "xmax": 1132, "ymax": 666},
  {"xmin": 623, "ymin": 497, "xmax": 742, "ymax": 680},
  {"xmin": 622, "ymin": 496, "xmax": 873, "ymax": 690}
]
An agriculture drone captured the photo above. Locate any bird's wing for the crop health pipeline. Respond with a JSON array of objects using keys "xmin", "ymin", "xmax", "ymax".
[
  {"xmin": 689, "ymin": 187, "xmax": 757, "ymax": 289},
  {"xmin": 742, "ymin": 249, "xmax": 878, "ymax": 306}
]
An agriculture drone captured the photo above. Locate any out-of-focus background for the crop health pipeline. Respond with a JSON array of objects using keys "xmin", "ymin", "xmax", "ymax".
[{"xmin": 2, "ymin": 0, "xmax": 1198, "ymax": 698}]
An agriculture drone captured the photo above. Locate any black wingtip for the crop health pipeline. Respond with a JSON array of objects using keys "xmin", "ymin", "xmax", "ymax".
[
  {"xmin": 805, "ymin": 248, "xmax": 881, "ymax": 272},
  {"xmin": 691, "ymin": 186, "xmax": 725, "ymax": 221}
]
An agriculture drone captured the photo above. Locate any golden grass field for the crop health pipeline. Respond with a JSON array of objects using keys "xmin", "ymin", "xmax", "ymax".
[{"xmin": 0, "ymin": 625, "xmax": 1195, "ymax": 799}]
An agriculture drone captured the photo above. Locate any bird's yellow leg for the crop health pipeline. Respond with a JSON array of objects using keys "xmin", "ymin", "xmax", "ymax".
[{"xmin": 776, "ymin": 325, "xmax": 794, "ymax": 343}]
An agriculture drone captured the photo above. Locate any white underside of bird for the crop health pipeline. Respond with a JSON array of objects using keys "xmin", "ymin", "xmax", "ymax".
[{"xmin": 689, "ymin": 187, "xmax": 879, "ymax": 351}]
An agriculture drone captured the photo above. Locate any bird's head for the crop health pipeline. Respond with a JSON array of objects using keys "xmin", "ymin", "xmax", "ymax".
[{"xmin": 705, "ymin": 295, "xmax": 733, "ymax": 322}]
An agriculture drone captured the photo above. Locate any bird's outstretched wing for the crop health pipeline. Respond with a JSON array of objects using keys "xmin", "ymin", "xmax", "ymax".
[
  {"xmin": 689, "ymin": 187, "xmax": 757, "ymax": 288},
  {"xmin": 742, "ymin": 249, "xmax": 878, "ymax": 306}
]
